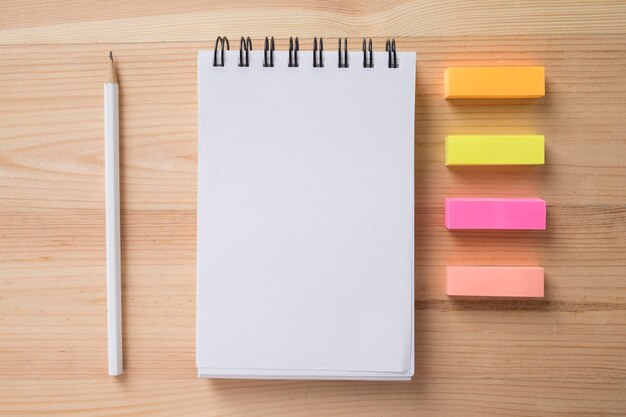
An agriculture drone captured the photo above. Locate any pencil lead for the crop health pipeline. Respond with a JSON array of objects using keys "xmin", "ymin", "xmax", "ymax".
[{"xmin": 106, "ymin": 51, "xmax": 118, "ymax": 84}]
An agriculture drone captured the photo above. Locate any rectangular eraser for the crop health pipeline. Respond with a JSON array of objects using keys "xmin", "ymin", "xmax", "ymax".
[
  {"xmin": 444, "ymin": 67, "xmax": 545, "ymax": 99},
  {"xmin": 445, "ymin": 198, "xmax": 546, "ymax": 230},
  {"xmin": 446, "ymin": 266, "xmax": 544, "ymax": 298},
  {"xmin": 445, "ymin": 135, "xmax": 544, "ymax": 166}
]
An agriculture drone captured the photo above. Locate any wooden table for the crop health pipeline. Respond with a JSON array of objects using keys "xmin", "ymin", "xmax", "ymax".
[{"xmin": 1, "ymin": 1, "xmax": 625, "ymax": 416}]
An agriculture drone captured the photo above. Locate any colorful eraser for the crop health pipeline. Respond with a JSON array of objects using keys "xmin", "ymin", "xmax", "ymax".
[
  {"xmin": 445, "ymin": 198, "xmax": 546, "ymax": 230},
  {"xmin": 445, "ymin": 135, "xmax": 544, "ymax": 166},
  {"xmin": 446, "ymin": 266, "xmax": 544, "ymax": 298},
  {"xmin": 444, "ymin": 66, "xmax": 545, "ymax": 99}
]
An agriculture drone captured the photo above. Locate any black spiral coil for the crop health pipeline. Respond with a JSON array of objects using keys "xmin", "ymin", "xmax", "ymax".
[
  {"xmin": 239, "ymin": 37, "xmax": 252, "ymax": 67},
  {"xmin": 212, "ymin": 37, "xmax": 399, "ymax": 68},
  {"xmin": 338, "ymin": 38, "xmax": 349, "ymax": 68},
  {"xmin": 386, "ymin": 38, "xmax": 398, "ymax": 68},
  {"xmin": 313, "ymin": 37, "xmax": 324, "ymax": 68},
  {"xmin": 288, "ymin": 37, "xmax": 299, "ymax": 67},
  {"xmin": 213, "ymin": 36, "xmax": 230, "ymax": 67},
  {"xmin": 264, "ymin": 37, "xmax": 275, "ymax": 67},
  {"xmin": 363, "ymin": 38, "xmax": 373, "ymax": 68}
]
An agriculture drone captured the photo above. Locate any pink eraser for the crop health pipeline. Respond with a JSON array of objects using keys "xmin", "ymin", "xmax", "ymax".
[
  {"xmin": 445, "ymin": 198, "xmax": 546, "ymax": 230},
  {"xmin": 446, "ymin": 266, "xmax": 544, "ymax": 298}
]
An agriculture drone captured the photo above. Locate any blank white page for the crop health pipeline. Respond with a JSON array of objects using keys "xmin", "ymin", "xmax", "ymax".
[{"xmin": 197, "ymin": 49, "xmax": 415, "ymax": 375}]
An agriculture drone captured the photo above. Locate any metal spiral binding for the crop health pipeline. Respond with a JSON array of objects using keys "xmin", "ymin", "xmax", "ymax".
[
  {"xmin": 313, "ymin": 37, "xmax": 324, "ymax": 68},
  {"xmin": 263, "ymin": 37, "xmax": 275, "ymax": 67},
  {"xmin": 386, "ymin": 38, "xmax": 398, "ymax": 68},
  {"xmin": 288, "ymin": 37, "xmax": 299, "ymax": 67},
  {"xmin": 213, "ymin": 36, "xmax": 230, "ymax": 67},
  {"xmin": 239, "ymin": 37, "xmax": 252, "ymax": 67},
  {"xmin": 363, "ymin": 38, "xmax": 373, "ymax": 68},
  {"xmin": 338, "ymin": 38, "xmax": 348, "ymax": 68},
  {"xmin": 213, "ymin": 36, "xmax": 398, "ymax": 68}
]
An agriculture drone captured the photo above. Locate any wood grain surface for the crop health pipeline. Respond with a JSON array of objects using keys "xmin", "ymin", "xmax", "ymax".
[{"xmin": 1, "ymin": 1, "xmax": 625, "ymax": 416}]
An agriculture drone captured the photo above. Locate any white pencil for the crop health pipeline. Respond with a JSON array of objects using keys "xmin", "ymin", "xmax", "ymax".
[{"xmin": 105, "ymin": 51, "xmax": 122, "ymax": 376}]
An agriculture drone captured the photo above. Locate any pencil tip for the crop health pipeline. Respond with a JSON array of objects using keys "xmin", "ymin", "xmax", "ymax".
[{"xmin": 109, "ymin": 51, "xmax": 113, "ymax": 61}]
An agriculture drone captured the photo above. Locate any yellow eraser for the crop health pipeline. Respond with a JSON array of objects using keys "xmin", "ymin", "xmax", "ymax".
[
  {"xmin": 445, "ymin": 135, "xmax": 545, "ymax": 166},
  {"xmin": 444, "ymin": 66, "xmax": 545, "ymax": 99}
]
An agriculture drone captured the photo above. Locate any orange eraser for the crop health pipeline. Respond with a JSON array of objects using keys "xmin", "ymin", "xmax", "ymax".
[
  {"xmin": 444, "ymin": 67, "xmax": 545, "ymax": 99},
  {"xmin": 446, "ymin": 266, "xmax": 544, "ymax": 298}
]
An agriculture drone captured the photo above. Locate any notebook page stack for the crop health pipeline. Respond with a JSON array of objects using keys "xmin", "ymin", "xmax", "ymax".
[{"xmin": 197, "ymin": 47, "xmax": 416, "ymax": 380}]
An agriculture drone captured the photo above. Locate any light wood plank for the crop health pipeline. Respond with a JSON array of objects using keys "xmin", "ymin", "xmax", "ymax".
[
  {"xmin": 0, "ymin": 376, "xmax": 625, "ymax": 417},
  {"xmin": 1, "ymin": 1, "xmax": 626, "ymax": 44}
]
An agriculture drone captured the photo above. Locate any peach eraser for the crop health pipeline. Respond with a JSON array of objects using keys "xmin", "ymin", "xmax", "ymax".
[
  {"xmin": 444, "ymin": 67, "xmax": 545, "ymax": 99},
  {"xmin": 446, "ymin": 266, "xmax": 544, "ymax": 298},
  {"xmin": 445, "ymin": 135, "xmax": 545, "ymax": 166},
  {"xmin": 445, "ymin": 198, "xmax": 546, "ymax": 230}
]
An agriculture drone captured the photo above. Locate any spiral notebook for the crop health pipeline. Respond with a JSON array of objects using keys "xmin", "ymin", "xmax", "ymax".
[{"xmin": 196, "ymin": 38, "xmax": 416, "ymax": 380}]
